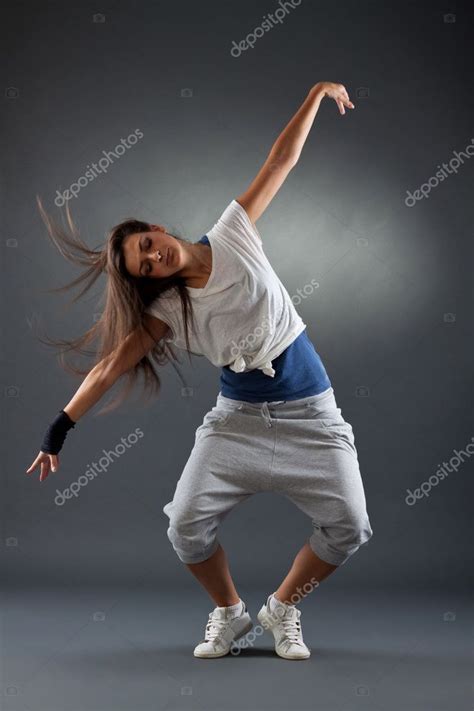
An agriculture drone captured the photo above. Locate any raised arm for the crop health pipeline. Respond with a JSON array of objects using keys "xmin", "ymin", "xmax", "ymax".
[
  {"xmin": 26, "ymin": 314, "xmax": 169, "ymax": 482},
  {"xmin": 237, "ymin": 82, "xmax": 354, "ymax": 226}
]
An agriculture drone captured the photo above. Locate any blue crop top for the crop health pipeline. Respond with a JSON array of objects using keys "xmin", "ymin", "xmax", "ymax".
[{"xmin": 197, "ymin": 235, "xmax": 331, "ymax": 403}]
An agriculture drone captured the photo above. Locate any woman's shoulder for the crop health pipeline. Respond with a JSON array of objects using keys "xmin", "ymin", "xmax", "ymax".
[{"xmin": 205, "ymin": 200, "xmax": 263, "ymax": 256}]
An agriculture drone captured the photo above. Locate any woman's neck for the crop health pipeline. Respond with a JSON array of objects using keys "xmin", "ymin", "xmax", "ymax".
[{"xmin": 182, "ymin": 242, "xmax": 213, "ymax": 288}]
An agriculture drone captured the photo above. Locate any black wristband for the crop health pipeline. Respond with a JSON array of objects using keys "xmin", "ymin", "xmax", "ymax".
[{"xmin": 41, "ymin": 410, "xmax": 76, "ymax": 455}]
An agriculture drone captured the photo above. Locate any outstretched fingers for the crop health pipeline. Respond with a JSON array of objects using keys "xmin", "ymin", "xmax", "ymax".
[{"xmin": 25, "ymin": 452, "xmax": 59, "ymax": 482}]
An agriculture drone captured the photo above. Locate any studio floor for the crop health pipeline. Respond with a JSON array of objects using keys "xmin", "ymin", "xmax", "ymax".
[{"xmin": 2, "ymin": 586, "xmax": 471, "ymax": 711}]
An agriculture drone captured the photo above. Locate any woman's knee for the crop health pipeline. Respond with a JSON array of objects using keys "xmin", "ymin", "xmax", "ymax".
[
  {"xmin": 342, "ymin": 505, "xmax": 373, "ymax": 547},
  {"xmin": 166, "ymin": 513, "xmax": 218, "ymax": 563},
  {"xmin": 310, "ymin": 507, "xmax": 373, "ymax": 565}
]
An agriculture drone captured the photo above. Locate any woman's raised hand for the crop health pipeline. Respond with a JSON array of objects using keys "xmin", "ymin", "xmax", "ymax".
[
  {"xmin": 26, "ymin": 451, "xmax": 59, "ymax": 483},
  {"xmin": 313, "ymin": 82, "xmax": 355, "ymax": 115}
]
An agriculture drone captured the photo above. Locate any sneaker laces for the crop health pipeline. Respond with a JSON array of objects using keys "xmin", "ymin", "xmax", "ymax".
[
  {"xmin": 280, "ymin": 607, "xmax": 304, "ymax": 645},
  {"xmin": 203, "ymin": 611, "xmax": 230, "ymax": 643}
]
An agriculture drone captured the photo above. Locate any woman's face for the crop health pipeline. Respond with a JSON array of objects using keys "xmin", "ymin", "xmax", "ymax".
[{"xmin": 123, "ymin": 226, "xmax": 181, "ymax": 279}]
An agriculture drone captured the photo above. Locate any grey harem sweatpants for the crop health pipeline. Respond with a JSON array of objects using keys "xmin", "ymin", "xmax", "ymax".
[{"xmin": 163, "ymin": 387, "xmax": 373, "ymax": 566}]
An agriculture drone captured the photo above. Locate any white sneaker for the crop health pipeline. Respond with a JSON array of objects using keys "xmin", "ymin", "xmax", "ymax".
[
  {"xmin": 257, "ymin": 594, "xmax": 311, "ymax": 660},
  {"xmin": 193, "ymin": 600, "xmax": 253, "ymax": 658}
]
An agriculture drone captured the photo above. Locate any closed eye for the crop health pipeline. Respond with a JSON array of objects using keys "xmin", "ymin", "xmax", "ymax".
[{"xmin": 140, "ymin": 236, "xmax": 152, "ymax": 276}]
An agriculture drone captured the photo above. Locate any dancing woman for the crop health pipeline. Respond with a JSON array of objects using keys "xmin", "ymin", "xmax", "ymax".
[{"xmin": 27, "ymin": 82, "xmax": 373, "ymax": 660}]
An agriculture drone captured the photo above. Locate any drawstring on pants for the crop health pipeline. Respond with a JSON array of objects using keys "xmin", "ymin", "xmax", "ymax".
[
  {"xmin": 259, "ymin": 400, "xmax": 284, "ymax": 427},
  {"xmin": 261, "ymin": 401, "xmax": 272, "ymax": 428},
  {"xmin": 224, "ymin": 398, "xmax": 286, "ymax": 429}
]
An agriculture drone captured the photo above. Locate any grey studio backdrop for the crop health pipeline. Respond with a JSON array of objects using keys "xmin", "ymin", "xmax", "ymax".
[{"xmin": 3, "ymin": 0, "xmax": 473, "ymax": 600}]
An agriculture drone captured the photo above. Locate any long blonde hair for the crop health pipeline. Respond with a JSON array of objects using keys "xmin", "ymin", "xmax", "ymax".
[{"xmin": 35, "ymin": 196, "xmax": 199, "ymax": 415}]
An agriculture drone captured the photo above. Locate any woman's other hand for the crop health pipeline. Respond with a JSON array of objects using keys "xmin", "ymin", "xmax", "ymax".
[
  {"xmin": 26, "ymin": 451, "xmax": 59, "ymax": 483},
  {"xmin": 312, "ymin": 82, "xmax": 355, "ymax": 115}
]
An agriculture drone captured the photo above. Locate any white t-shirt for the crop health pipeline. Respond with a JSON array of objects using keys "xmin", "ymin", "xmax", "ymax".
[{"xmin": 145, "ymin": 199, "xmax": 306, "ymax": 377}]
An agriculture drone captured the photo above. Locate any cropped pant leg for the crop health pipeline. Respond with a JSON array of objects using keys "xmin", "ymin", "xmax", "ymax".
[{"xmin": 162, "ymin": 405, "xmax": 275, "ymax": 564}]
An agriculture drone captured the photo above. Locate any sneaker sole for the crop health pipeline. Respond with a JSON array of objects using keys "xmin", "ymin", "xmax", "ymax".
[
  {"xmin": 193, "ymin": 617, "xmax": 254, "ymax": 658},
  {"xmin": 257, "ymin": 606, "xmax": 311, "ymax": 660}
]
